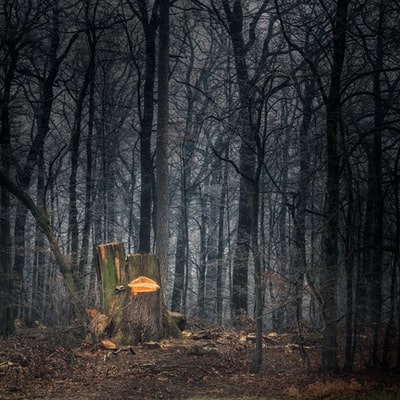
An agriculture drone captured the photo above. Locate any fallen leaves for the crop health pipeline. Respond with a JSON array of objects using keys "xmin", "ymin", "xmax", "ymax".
[{"xmin": 0, "ymin": 327, "xmax": 398, "ymax": 399}]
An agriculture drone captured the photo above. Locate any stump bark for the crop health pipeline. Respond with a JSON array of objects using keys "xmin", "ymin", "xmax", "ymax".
[
  {"xmin": 96, "ymin": 242, "xmax": 127, "ymax": 315},
  {"xmin": 96, "ymin": 244, "xmax": 180, "ymax": 344},
  {"xmin": 117, "ymin": 286, "xmax": 161, "ymax": 344}
]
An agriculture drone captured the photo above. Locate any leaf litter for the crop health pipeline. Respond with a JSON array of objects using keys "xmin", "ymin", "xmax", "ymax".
[{"xmin": 0, "ymin": 327, "xmax": 398, "ymax": 399}]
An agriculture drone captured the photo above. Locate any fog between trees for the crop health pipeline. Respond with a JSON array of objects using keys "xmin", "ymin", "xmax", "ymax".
[{"xmin": 1, "ymin": 0, "xmax": 400, "ymax": 372}]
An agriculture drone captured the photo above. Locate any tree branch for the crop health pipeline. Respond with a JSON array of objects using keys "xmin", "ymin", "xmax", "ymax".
[{"xmin": 0, "ymin": 170, "xmax": 87, "ymax": 322}]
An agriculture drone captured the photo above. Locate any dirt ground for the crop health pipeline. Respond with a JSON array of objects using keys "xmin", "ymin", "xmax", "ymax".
[{"xmin": 0, "ymin": 326, "xmax": 399, "ymax": 399}]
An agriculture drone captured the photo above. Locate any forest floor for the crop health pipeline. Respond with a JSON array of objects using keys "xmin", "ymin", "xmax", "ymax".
[{"xmin": 0, "ymin": 325, "xmax": 399, "ymax": 400}]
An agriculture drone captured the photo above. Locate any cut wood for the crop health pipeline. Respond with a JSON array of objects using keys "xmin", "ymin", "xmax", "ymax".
[
  {"xmin": 96, "ymin": 244, "xmax": 181, "ymax": 345},
  {"xmin": 96, "ymin": 242, "xmax": 126, "ymax": 315},
  {"xmin": 101, "ymin": 339, "xmax": 117, "ymax": 350},
  {"xmin": 90, "ymin": 313, "xmax": 111, "ymax": 339}
]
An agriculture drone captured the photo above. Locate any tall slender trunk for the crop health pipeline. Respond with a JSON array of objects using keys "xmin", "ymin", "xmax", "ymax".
[
  {"xmin": 343, "ymin": 163, "xmax": 355, "ymax": 372},
  {"xmin": 383, "ymin": 148, "xmax": 400, "ymax": 368},
  {"xmin": 135, "ymin": 1, "xmax": 158, "ymax": 253},
  {"xmin": 69, "ymin": 19, "xmax": 97, "ymax": 273},
  {"xmin": 79, "ymin": 66, "xmax": 95, "ymax": 293},
  {"xmin": 0, "ymin": 46, "xmax": 16, "ymax": 335},
  {"xmin": 31, "ymin": 147, "xmax": 46, "ymax": 324},
  {"xmin": 223, "ymin": 0, "xmax": 256, "ymax": 326},
  {"xmin": 216, "ymin": 157, "xmax": 228, "ymax": 325},
  {"xmin": 205, "ymin": 169, "xmax": 220, "ymax": 323},
  {"xmin": 171, "ymin": 207, "xmax": 186, "ymax": 312},
  {"xmin": 250, "ymin": 177, "xmax": 263, "ymax": 374},
  {"xmin": 292, "ymin": 81, "xmax": 314, "ymax": 327},
  {"xmin": 364, "ymin": 4, "xmax": 385, "ymax": 369},
  {"xmin": 321, "ymin": 0, "xmax": 350, "ymax": 372},
  {"xmin": 155, "ymin": 0, "xmax": 170, "ymax": 288},
  {"xmin": 197, "ymin": 189, "xmax": 207, "ymax": 317}
]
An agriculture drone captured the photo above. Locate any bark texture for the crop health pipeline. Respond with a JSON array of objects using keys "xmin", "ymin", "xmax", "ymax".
[{"xmin": 96, "ymin": 245, "xmax": 180, "ymax": 344}]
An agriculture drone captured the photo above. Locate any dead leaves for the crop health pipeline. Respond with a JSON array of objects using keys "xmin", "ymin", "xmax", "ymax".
[
  {"xmin": 0, "ymin": 361, "xmax": 14, "ymax": 375},
  {"xmin": 0, "ymin": 328, "xmax": 398, "ymax": 399}
]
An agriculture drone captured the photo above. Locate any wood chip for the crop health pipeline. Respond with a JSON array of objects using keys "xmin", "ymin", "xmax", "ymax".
[{"xmin": 101, "ymin": 339, "xmax": 117, "ymax": 350}]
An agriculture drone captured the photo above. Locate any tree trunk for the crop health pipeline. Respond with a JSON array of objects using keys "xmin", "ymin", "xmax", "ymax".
[
  {"xmin": 343, "ymin": 164, "xmax": 355, "ymax": 372},
  {"xmin": 155, "ymin": 0, "xmax": 170, "ymax": 289},
  {"xmin": 321, "ymin": 0, "xmax": 350, "ymax": 372},
  {"xmin": 113, "ymin": 277, "xmax": 162, "ymax": 345},
  {"xmin": 68, "ymin": 34, "xmax": 95, "ymax": 274},
  {"xmin": 359, "ymin": 2, "xmax": 385, "ymax": 368},
  {"xmin": 0, "ymin": 37, "xmax": 17, "ymax": 336},
  {"xmin": 206, "ymin": 167, "xmax": 220, "ymax": 324},
  {"xmin": 96, "ymin": 242, "xmax": 127, "ymax": 316},
  {"xmin": 31, "ymin": 147, "xmax": 46, "ymax": 324},
  {"xmin": 125, "ymin": 254, "xmax": 181, "ymax": 341},
  {"xmin": 216, "ymin": 152, "xmax": 229, "ymax": 325},
  {"xmin": 222, "ymin": 0, "xmax": 256, "ymax": 327},
  {"xmin": 0, "ymin": 182, "xmax": 13, "ymax": 336},
  {"xmin": 250, "ymin": 178, "xmax": 263, "ymax": 374},
  {"xmin": 0, "ymin": 171, "xmax": 87, "ymax": 323},
  {"xmin": 383, "ymin": 149, "xmax": 400, "ymax": 368},
  {"xmin": 197, "ymin": 189, "xmax": 207, "ymax": 317},
  {"xmin": 96, "ymin": 244, "xmax": 180, "ymax": 344},
  {"xmin": 78, "ymin": 66, "xmax": 95, "ymax": 297},
  {"xmin": 129, "ymin": 0, "xmax": 159, "ymax": 254},
  {"xmin": 171, "ymin": 208, "xmax": 186, "ymax": 312},
  {"xmin": 291, "ymin": 80, "xmax": 314, "ymax": 327}
]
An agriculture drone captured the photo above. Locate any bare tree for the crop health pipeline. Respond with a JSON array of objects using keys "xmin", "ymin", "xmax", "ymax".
[
  {"xmin": 155, "ymin": 0, "xmax": 170, "ymax": 289},
  {"xmin": 125, "ymin": 0, "xmax": 159, "ymax": 253}
]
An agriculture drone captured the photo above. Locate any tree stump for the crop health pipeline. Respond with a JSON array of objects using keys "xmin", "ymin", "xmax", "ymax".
[
  {"xmin": 96, "ymin": 244, "xmax": 181, "ymax": 345},
  {"xmin": 116, "ymin": 277, "xmax": 161, "ymax": 344},
  {"xmin": 96, "ymin": 242, "xmax": 127, "ymax": 315},
  {"xmin": 125, "ymin": 254, "xmax": 181, "ymax": 340}
]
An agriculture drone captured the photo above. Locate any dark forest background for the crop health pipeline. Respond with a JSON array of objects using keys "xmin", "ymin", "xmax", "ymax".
[{"xmin": 1, "ymin": 0, "xmax": 400, "ymax": 373}]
